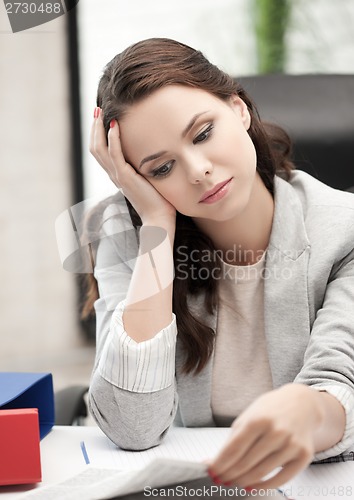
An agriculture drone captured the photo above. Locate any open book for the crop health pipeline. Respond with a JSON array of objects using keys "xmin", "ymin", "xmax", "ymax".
[
  {"xmin": 21, "ymin": 458, "xmax": 286, "ymax": 499},
  {"xmin": 20, "ymin": 427, "xmax": 285, "ymax": 499}
]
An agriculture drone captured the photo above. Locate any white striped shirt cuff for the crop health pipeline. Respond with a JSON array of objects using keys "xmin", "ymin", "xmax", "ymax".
[
  {"xmin": 311, "ymin": 384, "xmax": 354, "ymax": 461},
  {"xmin": 98, "ymin": 300, "xmax": 177, "ymax": 393}
]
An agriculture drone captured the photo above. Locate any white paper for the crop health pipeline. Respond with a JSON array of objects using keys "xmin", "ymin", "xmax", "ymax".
[
  {"xmin": 84, "ymin": 426, "xmax": 232, "ymax": 470},
  {"xmin": 20, "ymin": 459, "xmax": 207, "ymax": 499}
]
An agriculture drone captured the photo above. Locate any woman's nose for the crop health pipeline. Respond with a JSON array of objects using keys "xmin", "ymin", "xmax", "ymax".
[{"xmin": 184, "ymin": 153, "xmax": 213, "ymax": 183}]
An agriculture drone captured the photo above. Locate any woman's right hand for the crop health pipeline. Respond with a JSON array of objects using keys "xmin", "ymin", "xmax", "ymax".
[{"xmin": 89, "ymin": 108, "xmax": 176, "ymax": 227}]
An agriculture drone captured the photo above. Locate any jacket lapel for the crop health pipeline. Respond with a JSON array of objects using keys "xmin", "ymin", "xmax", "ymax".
[
  {"xmin": 175, "ymin": 292, "xmax": 217, "ymax": 426},
  {"xmin": 264, "ymin": 176, "xmax": 311, "ymax": 388}
]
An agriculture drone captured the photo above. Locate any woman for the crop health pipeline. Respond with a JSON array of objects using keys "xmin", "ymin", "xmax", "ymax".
[{"xmin": 86, "ymin": 38, "xmax": 354, "ymax": 490}]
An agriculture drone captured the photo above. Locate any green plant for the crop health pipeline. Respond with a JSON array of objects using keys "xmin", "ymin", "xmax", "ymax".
[{"xmin": 254, "ymin": 0, "xmax": 291, "ymax": 73}]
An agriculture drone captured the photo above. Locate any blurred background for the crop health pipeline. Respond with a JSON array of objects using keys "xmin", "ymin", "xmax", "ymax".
[{"xmin": 1, "ymin": 0, "xmax": 354, "ymax": 393}]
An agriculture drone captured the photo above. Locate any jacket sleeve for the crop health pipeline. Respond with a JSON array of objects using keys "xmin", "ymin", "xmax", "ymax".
[
  {"xmin": 88, "ymin": 211, "xmax": 178, "ymax": 450},
  {"xmin": 294, "ymin": 248, "xmax": 354, "ymax": 460}
]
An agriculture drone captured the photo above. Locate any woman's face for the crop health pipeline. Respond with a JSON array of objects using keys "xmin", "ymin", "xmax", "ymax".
[{"xmin": 119, "ymin": 85, "xmax": 257, "ymax": 222}]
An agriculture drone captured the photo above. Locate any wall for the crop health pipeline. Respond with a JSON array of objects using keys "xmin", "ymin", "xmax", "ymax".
[{"xmin": 0, "ymin": 7, "xmax": 86, "ymax": 387}]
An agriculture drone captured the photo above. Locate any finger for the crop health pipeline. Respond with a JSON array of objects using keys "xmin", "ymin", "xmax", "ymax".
[
  {"xmin": 210, "ymin": 420, "xmax": 267, "ymax": 477},
  {"xmin": 248, "ymin": 455, "xmax": 311, "ymax": 491},
  {"xmin": 89, "ymin": 109, "xmax": 109, "ymax": 168},
  {"xmin": 93, "ymin": 112, "xmax": 117, "ymax": 175},
  {"xmin": 216, "ymin": 428, "xmax": 290, "ymax": 483},
  {"xmin": 89, "ymin": 108, "xmax": 104, "ymax": 152},
  {"xmin": 107, "ymin": 120, "xmax": 134, "ymax": 187},
  {"xmin": 228, "ymin": 444, "xmax": 296, "ymax": 487},
  {"xmin": 89, "ymin": 111, "xmax": 101, "ymax": 161},
  {"xmin": 90, "ymin": 112, "xmax": 123, "ymax": 188}
]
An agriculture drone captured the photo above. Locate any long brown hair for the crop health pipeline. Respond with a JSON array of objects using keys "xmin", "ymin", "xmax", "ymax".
[{"xmin": 82, "ymin": 38, "xmax": 294, "ymax": 374}]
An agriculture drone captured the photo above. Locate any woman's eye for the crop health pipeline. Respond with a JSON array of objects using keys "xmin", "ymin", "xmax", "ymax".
[
  {"xmin": 193, "ymin": 123, "xmax": 214, "ymax": 144},
  {"xmin": 151, "ymin": 161, "xmax": 174, "ymax": 178}
]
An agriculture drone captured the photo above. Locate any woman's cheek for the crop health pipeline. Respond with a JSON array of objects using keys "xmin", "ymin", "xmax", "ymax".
[{"xmin": 163, "ymin": 186, "xmax": 184, "ymax": 209}]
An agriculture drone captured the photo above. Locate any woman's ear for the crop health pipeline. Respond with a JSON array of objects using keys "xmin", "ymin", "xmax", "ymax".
[{"xmin": 229, "ymin": 95, "xmax": 251, "ymax": 130}]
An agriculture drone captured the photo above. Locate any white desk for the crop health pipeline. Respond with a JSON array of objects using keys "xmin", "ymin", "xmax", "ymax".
[{"xmin": 0, "ymin": 426, "xmax": 353, "ymax": 500}]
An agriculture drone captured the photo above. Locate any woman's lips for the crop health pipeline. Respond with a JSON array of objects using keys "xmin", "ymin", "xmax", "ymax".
[{"xmin": 199, "ymin": 178, "xmax": 233, "ymax": 204}]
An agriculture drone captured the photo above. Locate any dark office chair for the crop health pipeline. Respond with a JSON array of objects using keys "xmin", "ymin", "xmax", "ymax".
[
  {"xmin": 55, "ymin": 385, "xmax": 89, "ymax": 425},
  {"xmin": 239, "ymin": 74, "xmax": 354, "ymax": 191},
  {"xmin": 55, "ymin": 74, "xmax": 354, "ymax": 425}
]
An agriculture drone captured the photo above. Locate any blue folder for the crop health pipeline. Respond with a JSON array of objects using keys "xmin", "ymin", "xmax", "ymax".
[{"xmin": 0, "ymin": 372, "xmax": 54, "ymax": 439}]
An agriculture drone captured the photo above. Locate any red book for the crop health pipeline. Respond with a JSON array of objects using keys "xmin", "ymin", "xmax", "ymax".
[{"xmin": 0, "ymin": 408, "xmax": 42, "ymax": 485}]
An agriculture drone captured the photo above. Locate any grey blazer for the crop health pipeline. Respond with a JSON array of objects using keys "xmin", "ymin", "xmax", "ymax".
[{"xmin": 89, "ymin": 170, "xmax": 354, "ymax": 457}]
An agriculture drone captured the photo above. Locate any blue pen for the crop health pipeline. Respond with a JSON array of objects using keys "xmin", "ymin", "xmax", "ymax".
[{"xmin": 80, "ymin": 441, "xmax": 90, "ymax": 464}]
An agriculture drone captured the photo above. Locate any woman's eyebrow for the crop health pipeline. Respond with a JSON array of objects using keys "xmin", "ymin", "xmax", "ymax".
[
  {"xmin": 139, "ymin": 151, "xmax": 167, "ymax": 170},
  {"xmin": 181, "ymin": 111, "xmax": 210, "ymax": 138},
  {"xmin": 139, "ymin": 110, "xmax": 210, "ymax": 170}
]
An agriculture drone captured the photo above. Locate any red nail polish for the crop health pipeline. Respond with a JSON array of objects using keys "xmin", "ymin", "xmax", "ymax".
[
  {"xmin": 207, "ymin": 468, "xmax": 219, "ymax": 481},
  {"xmin": 224, "ymin": 481, "xmax": 232, "ymax": 486},
  {"xmin": 245, "ymin": 487, "xmax": 254, "ymax": 492},
  {"xmin": 110, "ymin": 119, "xmax": 115, "ymax": 128}
]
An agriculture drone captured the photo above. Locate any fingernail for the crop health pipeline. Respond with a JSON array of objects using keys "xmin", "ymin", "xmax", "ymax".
[
  {"xmin": 245, "ymin": 487, "xmax": 255, "ymax": 492},
  {"xmin": 207, "ymin": 468, "xmax": 221, "ymax": 484},
  {"xmin": 224, "ymin": 481, "xmax": 232, "ymax": 486},
  {"xmin": 110, "ymin": 119, "xmax": 115, "ymax": 128},
  {"xmin": 93, "ymin": 107, "xmax": 98, "ymax": 119},
  {"xmin": 207, "ymin": 467, "xmax": 216, "ymax": 478}
]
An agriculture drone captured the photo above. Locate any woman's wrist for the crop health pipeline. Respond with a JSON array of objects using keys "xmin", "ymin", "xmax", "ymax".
[
  {"xmin": 289, "ymin": 383, "xmax": 345, "ymax": 452},
  {"xmin": 280, "ymin": 383, "xmax": 324, "ymax": 428},
  {"xmin": 142, "ymin": 215, "xmax": 176, "ymax": 230},
  {"xmin": 142, "ymin": 217, "xmax": 176, "ymax": 247}
]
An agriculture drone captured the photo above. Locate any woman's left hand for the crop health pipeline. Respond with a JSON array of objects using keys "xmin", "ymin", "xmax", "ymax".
[{"xmin": 208, "ymin": 384, "xmax": 322, "ymax": 490}]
